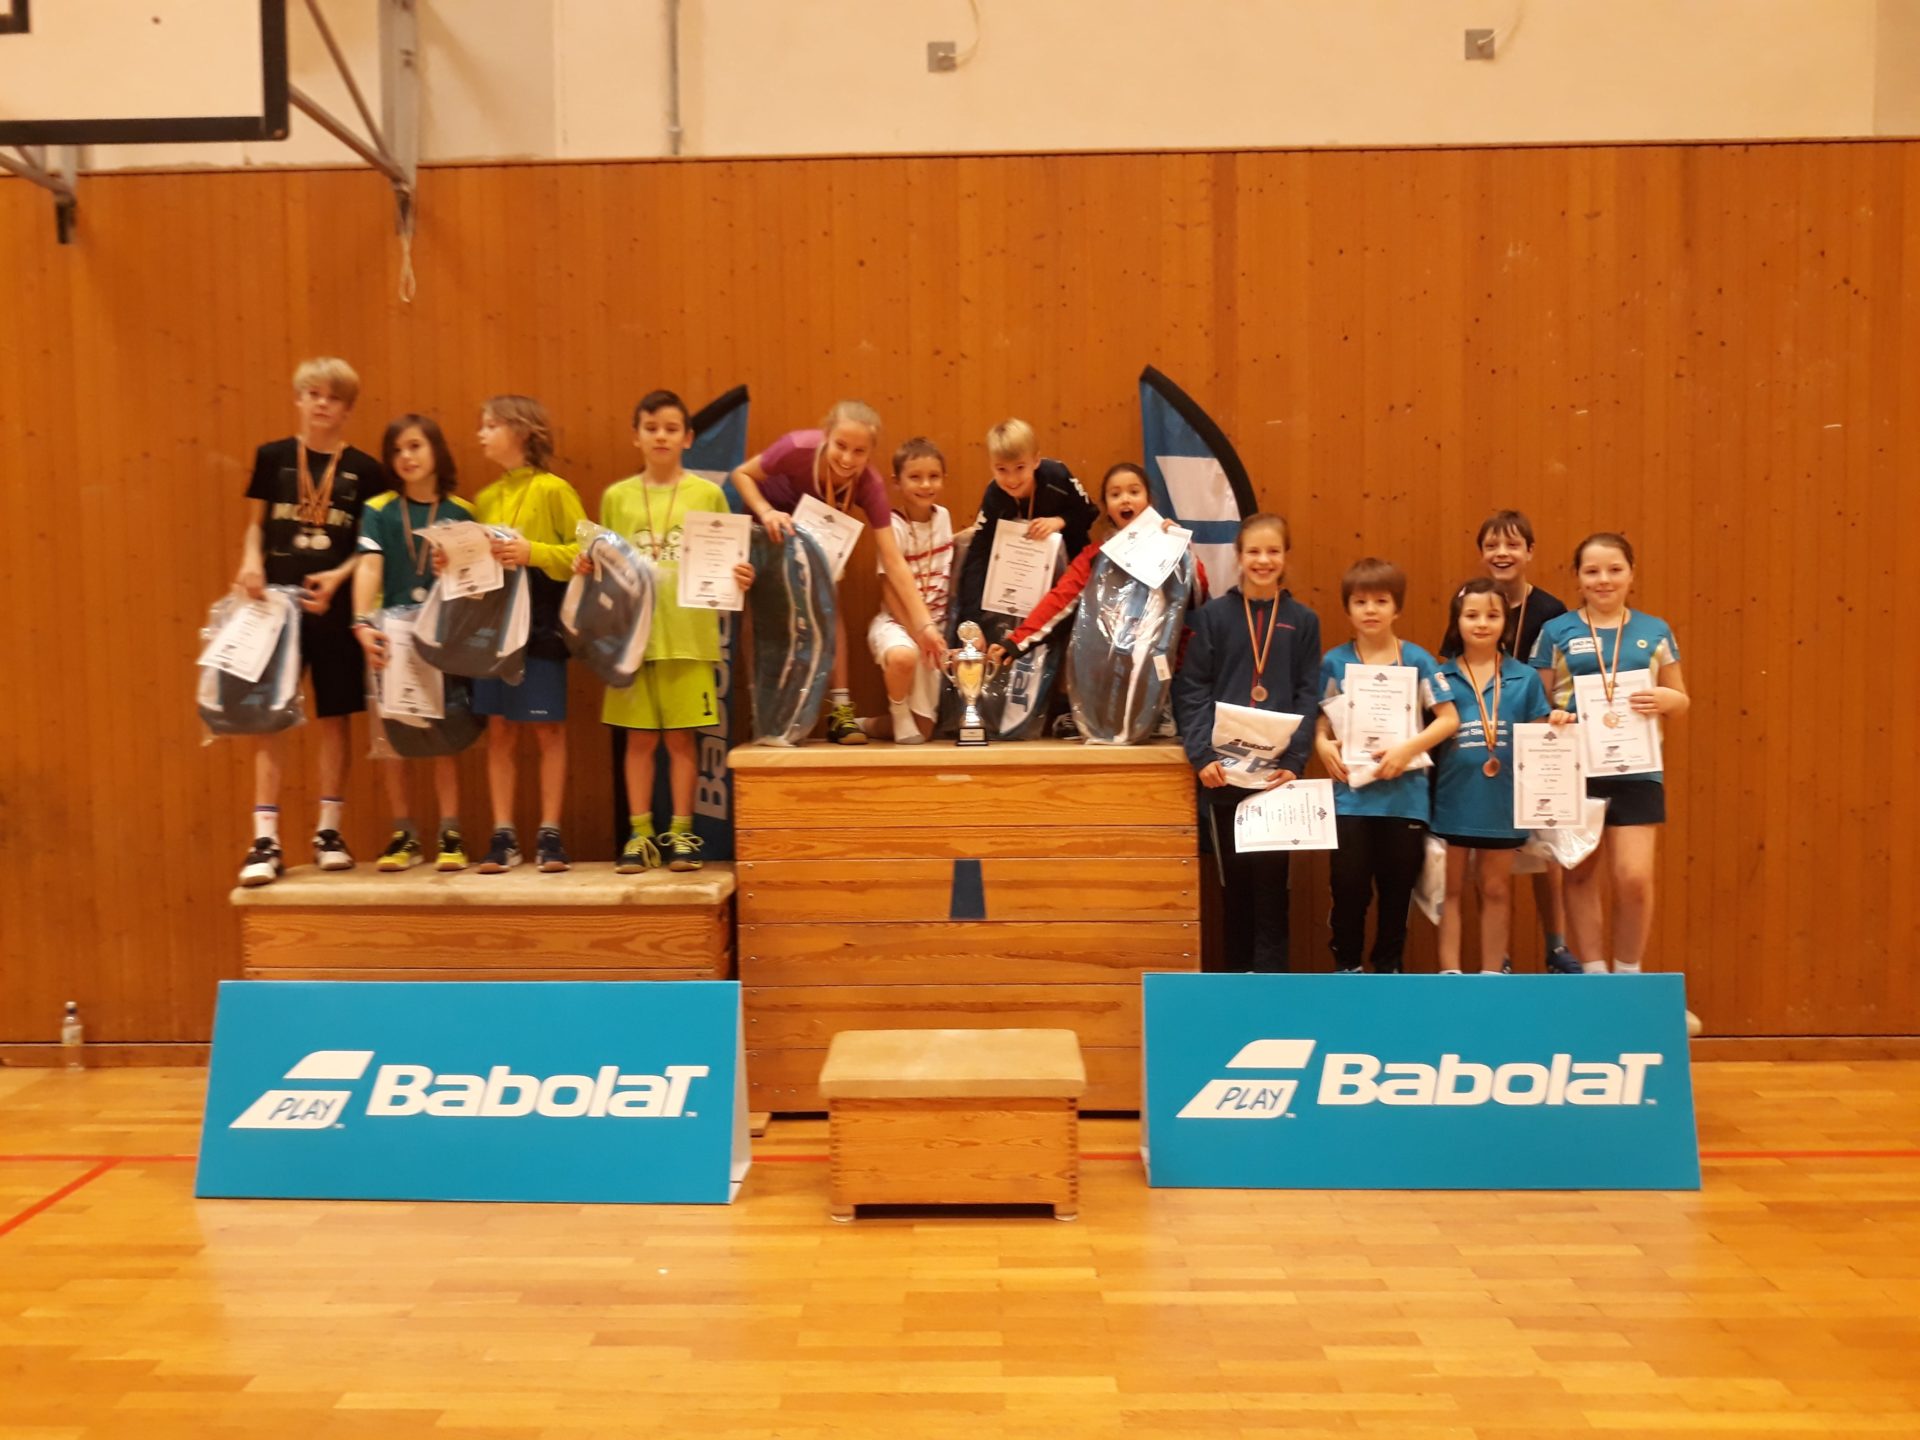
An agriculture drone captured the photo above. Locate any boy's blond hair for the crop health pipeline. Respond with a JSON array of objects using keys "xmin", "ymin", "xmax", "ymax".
[
  {"xmin": 293, "ymin": 356, "xmax": 360, "ymax": 407},
  {"xmin": 484, "ymin": 394, "xmax": 556, "ymax": 471},
  {"xmin": 986, "ymin": 418, "xmax": 1036, "ymax": 462}
]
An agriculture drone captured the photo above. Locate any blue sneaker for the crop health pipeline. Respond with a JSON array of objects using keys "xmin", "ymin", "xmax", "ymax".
[{"xmin": 1546, "ymin": 945, "xmax": 1584, "ymax": 975}]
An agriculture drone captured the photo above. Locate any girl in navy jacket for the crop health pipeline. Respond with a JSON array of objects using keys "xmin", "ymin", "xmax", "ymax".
[{"xmin": 1171, "ymin": 514, "xmax": 1321, "ymax": 971}]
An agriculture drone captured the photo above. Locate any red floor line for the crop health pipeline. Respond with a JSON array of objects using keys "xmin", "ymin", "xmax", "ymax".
[
  {"xmin": 0, "ymin": 1159, "xmax": 121, "ymax": 1238},
  {"xmin": 0, "ymin": 1154, "xmax": 195, "ymax": 1163},
  {"xmin": 1700, "ymin": 1148, "xmax": 1920, "ymax": 1160}
]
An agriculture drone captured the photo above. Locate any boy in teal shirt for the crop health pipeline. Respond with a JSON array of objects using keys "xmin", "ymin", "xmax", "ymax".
[
  {"xmin": 594, "ymin": 390, "xmax": 754, "ymax": 871},
  {"xmin": 1313, "ymin": 558, "xmax": 1460, "ymax": 973}
]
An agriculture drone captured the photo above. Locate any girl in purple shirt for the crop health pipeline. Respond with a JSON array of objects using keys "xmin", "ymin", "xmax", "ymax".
[{"xmin": 732, "ymin": 401, "xmax": 946, "ymax": 743}]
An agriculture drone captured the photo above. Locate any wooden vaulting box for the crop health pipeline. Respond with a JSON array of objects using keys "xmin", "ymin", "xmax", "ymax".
[{"xmin": 730, "ymin": 738, "xmax": 1201, "ymax": 1111}]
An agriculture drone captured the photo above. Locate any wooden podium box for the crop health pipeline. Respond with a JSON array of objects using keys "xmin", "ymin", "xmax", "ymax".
[
  {"xmin": 730, "ymin": 739, "xmax": 1201, "ymax": 1111},
  {"xmin": 233, "ymin": 864, "xmax": 735, "ymax": 982}
]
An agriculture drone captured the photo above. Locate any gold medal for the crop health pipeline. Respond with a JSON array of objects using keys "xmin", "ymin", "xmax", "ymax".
[{"xmin": 412, "ymin": 585, "xmax": 428, "ymax": 602}]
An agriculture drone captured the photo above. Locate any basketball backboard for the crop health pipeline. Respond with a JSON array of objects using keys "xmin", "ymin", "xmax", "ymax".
[{"xmin": 0, "ymin": 0, "xmax": 288, "ymax": 145}]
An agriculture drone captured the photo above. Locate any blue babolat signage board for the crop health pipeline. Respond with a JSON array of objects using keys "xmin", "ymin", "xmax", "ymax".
[
  {"xmin": 1143, "ymin": 974, "xmax": 1699, "ymax": 1190},
  {"xmin": 196, "ymin": 981, "xmax": 750, "ymax": 1204}
]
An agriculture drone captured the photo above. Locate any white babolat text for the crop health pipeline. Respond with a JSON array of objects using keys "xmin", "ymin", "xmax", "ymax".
[
  {"xmin": 1178, "ymin": 1038, "xmax": 1664, "ymax": 1118},
  {"xmin": 230, "ymin": 1051, "xmax": 708, "ymax": 1128}
]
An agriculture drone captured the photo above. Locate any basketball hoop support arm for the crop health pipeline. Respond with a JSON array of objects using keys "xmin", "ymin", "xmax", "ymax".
[
  {"xmin": 288, "ymin": 0, "xmax": 418, "ymax": 249},
  {"xmin": 0, "ymin": 145, "xmax": 78, "ymax": 242}
]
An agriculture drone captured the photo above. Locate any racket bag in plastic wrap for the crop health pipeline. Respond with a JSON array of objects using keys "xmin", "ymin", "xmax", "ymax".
[
  {"xmin": 747, "ymin": 526, "xmax": 837, "ymax": 745},
  {"xmin": 1066, "ymin": 550, "xmax": 1196, "ymax": 745},
  {"xmin": 196, "ymin": 588, "xmax": 306, "ymax": 739},
  {"xmin": 412, "ymin": 553, "xmax": 531, "ymax": 686},
  {"xmin": 561, "ymin": 522, "xmax": 656, "ymax": 689}
]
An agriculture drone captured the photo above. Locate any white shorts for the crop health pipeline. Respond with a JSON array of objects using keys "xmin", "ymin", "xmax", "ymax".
[{"xmin": 867, "ymin": 614, "xmax": 944, "ymax": 720}]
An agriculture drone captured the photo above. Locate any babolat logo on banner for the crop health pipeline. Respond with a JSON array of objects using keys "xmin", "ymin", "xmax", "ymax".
[
  {"xmin": 197, "ymin": 981, "xmax": 749, "ymax": 1204},
  {"xmin": 1143, "ymin": 974, "xmax": 1699, "ymax": 1189}
]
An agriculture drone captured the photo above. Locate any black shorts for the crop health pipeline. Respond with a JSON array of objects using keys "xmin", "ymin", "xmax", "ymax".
[
  {"xmin": 300, "ymin": 611, "xmax": 366, "ymax": 719},
  {"xmin": 1585, "ymin": 776, "xmax": 1666, "ymax": 827},
  {"xmin": 1435, "ymin": 833, "xmax": 1527, "ymax": 851}
]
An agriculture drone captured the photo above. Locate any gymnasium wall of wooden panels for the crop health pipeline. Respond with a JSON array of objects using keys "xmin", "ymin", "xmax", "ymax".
[{"xmin": 2, "ymin": 142, "xmax": 1913, "ymax": 1046}]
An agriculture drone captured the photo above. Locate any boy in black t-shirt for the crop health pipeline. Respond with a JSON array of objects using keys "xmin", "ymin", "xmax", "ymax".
[
  {"xmin": 952, "ymin": 417, "xmax": 1099, "ymax": 634},
  {"xmin": 233, "ymin": 357, "xmax": 386, "ymax": 886}
]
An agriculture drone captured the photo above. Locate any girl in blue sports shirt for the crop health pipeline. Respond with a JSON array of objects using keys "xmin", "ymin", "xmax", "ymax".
[
  {"xmin": 1531, "ymin": 534, "xmax": 1691, "ymax": 1012},
  {"xmin": 1432, "ymin": 579, "xmax": 1552, "ymax": 974}
]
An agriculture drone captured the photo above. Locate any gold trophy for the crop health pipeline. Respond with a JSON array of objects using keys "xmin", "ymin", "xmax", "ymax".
[{"xmin": 942, "ymin": 620, "xmax": 1003, "ymax": 746}]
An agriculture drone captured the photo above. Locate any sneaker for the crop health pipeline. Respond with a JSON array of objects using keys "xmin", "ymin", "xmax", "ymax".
[
  {"xmin": 314, "ymin": 829, "xmax": 355, "ymax": 871},
  {"xmin": 238, "ymin": 837, "xmax": 283, "ymax": 888},
  {"xmin": 1333, "ymin": 965, "xmax": 1363, "ymax": 975},
  {"xmin": 827, "ymin": 700, "xmax": 868, "ymax": 745},
  {"xmin": 477, "ymin": 828, "xmax": 521, "ymax": 873},
  {"xmin": 535, "ymin": 827, "xmax": 571, "ymax": 873},
  {"xmin": 662, "ymin": 829, "xmax": 705, "ymax": 872},
  {"xmin": 376, "ymin": 830, "xmax": 424, "ymax": 873},
  {"xmin": 1686, "ymin": 1009, "xmax": 1704, "ymax": 1038},
  {"xmin": 436, "ymin": 830, "xmax": 468, "ymax": 872},
  {"xmin": 1545, "ymin": 944, "xmax": 1584, "ymax": 975},
  {"xmin": 1051, "ymin": 712, "xmax": 1082, "ymax": 740},
  {"xmin": 617, "ymin": 832, "xmax": 663, "ymax": 874}
]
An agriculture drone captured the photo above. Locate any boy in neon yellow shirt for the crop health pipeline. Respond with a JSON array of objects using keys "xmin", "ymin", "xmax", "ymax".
[{"xmin": 594, "ymin": 390, "xmax": 754, "ymax": 871}]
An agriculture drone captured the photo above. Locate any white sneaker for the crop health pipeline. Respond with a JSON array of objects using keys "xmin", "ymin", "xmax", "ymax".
[
  {"xmin": 1685, "ymin": 1009, "xmax": 1703, "ymax": 1037},
  {"xmin": 313, "ymin": 829, "xmax": 355, "ymax": 871},
  {"xmin": 238, "ymin": 838, "xmax": 283, "ymax": 887}
]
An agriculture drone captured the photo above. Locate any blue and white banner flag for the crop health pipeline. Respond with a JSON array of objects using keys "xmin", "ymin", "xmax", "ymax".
[{"xmin": 1138, "ymin": 367, "xmax": 1258, "ymax": 594}]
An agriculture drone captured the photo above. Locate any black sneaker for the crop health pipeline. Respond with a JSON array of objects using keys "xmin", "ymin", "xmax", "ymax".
[
  {"xmin": 535, "ymin": 827, "xmax": 571, "ymax": 873},
  {"xmin": 477, "ymin": 828, "xmax": 521, "ymax": 873},
  {"xmin": 238, "ymin": 837, "xmax": 283, "ymax": 888},
  {"xmin": 662, "ymin": 828, "xmax": 704, "ymax": 872},
  {"xmin": 314, "ymin": 829, "xmax": 355, "ymax": 872},
  {"xmin": 1546, "ymin": 944, "xmax": 1583, "ymax": 974}
]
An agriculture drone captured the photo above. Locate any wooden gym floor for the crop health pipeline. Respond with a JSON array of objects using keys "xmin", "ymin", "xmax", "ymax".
[{"xmin": 2, "ymin": 1063, "xmax": 1917, "ymax": 1439}]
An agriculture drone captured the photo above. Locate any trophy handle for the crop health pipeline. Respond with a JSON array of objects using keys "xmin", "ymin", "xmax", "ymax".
[{"xmin": 983, "ymin": 650, "xmax": 1005, "ymax": 687}]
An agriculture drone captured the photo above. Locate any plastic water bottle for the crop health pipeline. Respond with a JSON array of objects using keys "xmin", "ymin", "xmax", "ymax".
[{"xmin": 61, "ymin": 1001, "xmax": 83, "ymax": 1070}]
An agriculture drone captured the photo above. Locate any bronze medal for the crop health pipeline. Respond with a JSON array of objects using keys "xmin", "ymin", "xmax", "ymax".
[
  {"xmin": 1461, "ymin": 654, "xmax": 1504, "ymax": 780},
  {"xmin": 1243, "ymin": 594, "xmax": 1279, "ymax": 707},
  {"xmin": 1602, "ymin": 709, "xmax": 1623, "ymax": 730},
  {"xmin": 1482, "ymin": 757, "xmax": 1502, "ymax": 778}
]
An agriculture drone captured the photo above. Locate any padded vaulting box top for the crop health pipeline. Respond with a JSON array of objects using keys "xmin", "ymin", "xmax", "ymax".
[
  {"xmin": 819, "ymin": 1027, "xmax": 1088, "ymax": 1100},
  {"xmin": 728, "ymin": 737, "xmax": 1191, "ymax": 771},
  {"xmin": 230, "ymin": 863, "xmax": 734, "ymax": 908}
]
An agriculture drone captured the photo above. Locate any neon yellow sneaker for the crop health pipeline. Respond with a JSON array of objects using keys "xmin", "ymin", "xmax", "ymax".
[
  {"xmin": 436, "ymin": 829, "xmax": 468, "ymax": 872},
  {"xmin": 827, "ymin": 699, "xmax": 868, "ymax": 745},
  {"xmin": 377, "ymin": 830, "xmax": 424, "ymax": 872}
]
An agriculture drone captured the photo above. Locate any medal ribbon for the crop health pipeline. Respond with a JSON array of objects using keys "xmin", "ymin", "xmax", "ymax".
[
  {"xmin": 295, "ymin": 439, "xmax": 342, "ymax": 530},
  {"xmin": 1582, "ymin": 606, "xmax": 1631, "ymax": 708},
  {"xmin": 399, "ymin": 494, "xmax": 440, "ymax": 581},
  {"xmin": 639, "ymin": 479, "xmax": 684, "ymax": 563},
  {"xmin": 1243, "ymin": 594, "xmax": 1279, "ymax": 704},
  {"xmin": 1461, "ymin": 653, "xmax": 1503, "ymax": 766}
]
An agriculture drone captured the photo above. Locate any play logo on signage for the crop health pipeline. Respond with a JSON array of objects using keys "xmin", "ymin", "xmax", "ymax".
[
  {"xmin": 1142, "ymin": 974, "xmax": 1700, "ymax": 1190},
  {"xmin": 1176, "ymin": 1038, "xmax": 1314, "ymax": 1118},
  {"xmin": 229, "ymin": 1048, "xmax": 372, "ymax": 1128}
]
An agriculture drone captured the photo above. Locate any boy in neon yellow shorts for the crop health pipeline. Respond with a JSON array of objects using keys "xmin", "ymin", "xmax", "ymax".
[{"xmin": 595, "ymin": 390, "xmax": 754, "ymax": 871}]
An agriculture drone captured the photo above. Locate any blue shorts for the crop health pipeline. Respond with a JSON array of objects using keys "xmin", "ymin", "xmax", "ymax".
[{"xmin": 473, "ymin": 656, "xmax": 568, "ymax": 723}]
